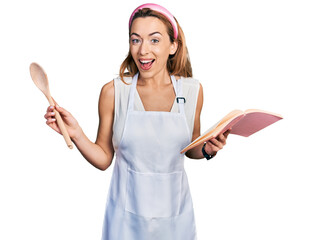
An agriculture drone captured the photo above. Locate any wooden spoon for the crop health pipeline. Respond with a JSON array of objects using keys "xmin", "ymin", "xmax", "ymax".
[{"xmin": 30, "ymin": 62, "xmax": 73, "ymax": 149}]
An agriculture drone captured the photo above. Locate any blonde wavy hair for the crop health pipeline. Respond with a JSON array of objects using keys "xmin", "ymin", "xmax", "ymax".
[{"xmin": 119, "ymin": 8, "xmax": 192, "ymax": 83}]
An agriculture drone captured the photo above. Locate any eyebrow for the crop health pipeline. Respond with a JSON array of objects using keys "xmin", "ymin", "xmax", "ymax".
[
  {"xmin": 149, "ymin": 32, "xmax": 162, "ymax": 36},
  {"xmin": 130, "ymin": 32, "xmax": 163, "ymax": 37}
]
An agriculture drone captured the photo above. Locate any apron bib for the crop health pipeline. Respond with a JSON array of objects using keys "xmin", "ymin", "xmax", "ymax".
[{"xmin": 101, "ymin": 73, "xmax": 197, "ymax": 240}]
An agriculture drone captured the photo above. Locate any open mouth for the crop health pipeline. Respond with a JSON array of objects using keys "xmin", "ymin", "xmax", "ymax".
[{"xmin": 139, "ymin": 59, "xmax": 155, "ymax": 70}]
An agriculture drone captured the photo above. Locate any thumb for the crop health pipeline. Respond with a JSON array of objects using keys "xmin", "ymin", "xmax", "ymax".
[
  {"xmin": 51, "ymin": 96, "xmax": 59, "ymax": 107},
  {"xmin": 51, "ymin": 97, "xmax": 68, "ymax": 116},
  {"xmin": 51, "ymin": 96, "xmax": 63, "ymax": 112},
  {"xmin": 55, "ymin": 104, "xmax": 69, "ymax": 116}
]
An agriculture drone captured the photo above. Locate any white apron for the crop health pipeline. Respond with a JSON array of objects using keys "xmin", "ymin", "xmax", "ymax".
[{"xmin": 101, "ymin": 73, "xmax": 197, "ymax": 240}]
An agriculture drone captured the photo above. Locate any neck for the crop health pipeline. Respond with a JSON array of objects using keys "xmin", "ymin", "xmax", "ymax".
[{"xmin": 138, "ymin": 69, "xmax": 172, "ymax": 88}]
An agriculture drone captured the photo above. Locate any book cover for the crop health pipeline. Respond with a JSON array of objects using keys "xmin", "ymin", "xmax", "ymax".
[{"xmin": 181, "ymin": 109, "xmax": 283, "ymax": 153}]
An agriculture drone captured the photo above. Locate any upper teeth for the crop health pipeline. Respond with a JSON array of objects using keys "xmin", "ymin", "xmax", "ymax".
[{"xmin": 140, "ymin": 60, "xmax": 153, "ymax": 63}]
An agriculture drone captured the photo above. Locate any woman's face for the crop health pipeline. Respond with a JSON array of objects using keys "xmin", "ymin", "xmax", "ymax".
[{"xmin": 130, "ymin": 17, "xmax": 177, "ymax": 79}]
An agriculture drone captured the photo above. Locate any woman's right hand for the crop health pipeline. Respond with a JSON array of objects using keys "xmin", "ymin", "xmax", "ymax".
[{"xmin": 44, "ymin": 98, "xmax": 82, "ymax": 140}]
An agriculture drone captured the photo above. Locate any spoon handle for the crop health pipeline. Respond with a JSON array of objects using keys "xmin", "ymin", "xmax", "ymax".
[
  {"xmin": 47, "ymin": 97, "xmax": 73, "ymax": 149},
  {"xmin": 53, "ymin": 109, "xmax": 74, "ymax": 149}
]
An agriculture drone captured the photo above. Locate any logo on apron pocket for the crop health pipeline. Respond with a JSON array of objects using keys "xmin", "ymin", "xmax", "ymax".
[{"xmin": 125, "ymin": 168, "xmax": 183, "ymax": 218}]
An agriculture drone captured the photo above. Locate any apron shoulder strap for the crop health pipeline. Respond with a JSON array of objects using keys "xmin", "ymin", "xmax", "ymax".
[{"xmin": 171, "ymin": 75, "xmax": 186, "ymax": 115}]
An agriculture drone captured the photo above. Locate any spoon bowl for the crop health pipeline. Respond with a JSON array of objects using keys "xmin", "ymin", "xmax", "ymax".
[{"xmin": 30, "ymin": 62, "xmax": 50, "ymax": 96}]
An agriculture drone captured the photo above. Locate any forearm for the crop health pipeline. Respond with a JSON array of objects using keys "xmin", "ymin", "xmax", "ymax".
[
  {"xmin": 185, "ymin": 144, "xmax": 205, "ymax": 159},
  {"xmin": 72, "ymin": 127, "xmax": 113, "ymax": 171}
]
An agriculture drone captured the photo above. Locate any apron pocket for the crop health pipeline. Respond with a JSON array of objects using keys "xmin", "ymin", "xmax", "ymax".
[{"xmin": 125, "ymin": 168, "xmax": 182, "ymax": 218}]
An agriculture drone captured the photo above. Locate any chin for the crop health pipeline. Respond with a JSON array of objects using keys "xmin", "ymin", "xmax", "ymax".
[
  {"xmin": 137, "ymin": 70, "xmax": 155, "ymax": 79},
  {"xmin": 137, "ymin": 68, "xmax": 168, "ymax": 80}
]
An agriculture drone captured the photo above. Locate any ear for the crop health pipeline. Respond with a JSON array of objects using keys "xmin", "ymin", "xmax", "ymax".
[{"xmin": 169, "ymin": 40, "xmax": 178, "ymax": 55}]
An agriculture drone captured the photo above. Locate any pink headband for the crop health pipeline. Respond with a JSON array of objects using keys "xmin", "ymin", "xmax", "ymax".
[{"xmin": 129, "ymin": 3, "xmax": 178, "ymax": 39}]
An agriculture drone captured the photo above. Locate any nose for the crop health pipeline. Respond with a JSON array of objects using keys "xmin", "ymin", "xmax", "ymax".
[{"xmin": 139, "ymin": 40, "xmax": 150, "ymax": 55}]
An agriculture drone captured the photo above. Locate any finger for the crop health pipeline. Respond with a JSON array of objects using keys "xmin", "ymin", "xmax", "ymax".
[
  {"xmin": 44, "ymin": 111, "xmax": 55, "ymax": 119},
  {"xmin": 47, "ymin": 105, "xmax": 54, "ymax": 112},
  {"xmin": 46, "ymin": 118, "xmax": 56, "ymax": 124},
  {"xmin": 46, "ymin": 119, "xmax": 57, "ymax": 129},
  {"xmin": 46, "ymin": 119, "xmax": 61, "ymax": 134},
  {"xmin": 217, "ymin": 129, "xmax": 231, "ymax": 144},
  {"xmin": 217, "ymin": 133, "xmax": 226, "ymax": 144},
  {"xmin": 224, "ymin": 129, "xmax": 231, "ymax": 138},
  {"xmin": 209, "ymin": 138, "xmax": 224, "ymax": 149},
  {"xmin": 205, "ymin": 141, "xmax": 219, "ymax": 154}
]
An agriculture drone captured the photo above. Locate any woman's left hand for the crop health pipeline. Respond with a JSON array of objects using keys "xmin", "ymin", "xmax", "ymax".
[{"xmin": 204, "ymin": 129, "xmax": 231, "ymax": 156}]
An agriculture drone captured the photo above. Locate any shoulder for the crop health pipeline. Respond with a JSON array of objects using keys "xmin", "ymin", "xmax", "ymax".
[
  {"xmin": 177, "ymin": 76, "xmax": 201, "ymax": 93},
  {"xmin": 100, "ymin": 80, "xmax": 114, "ymax": 101},
  {"xmin": 179, "ymin": 76, "xmax": 203, "ymax": 106},
  {"xmin": 100, "ymin": 76, "xmax": 132, "ymax": 97},
  {"xmin": 99, "ymin": 79, "xmax": 116, "ymax": 114},
  {"xmin": 180, "ymin": 76, "xmax": 200, "ymax": 85},
  {"xmin": 176, "ymin": 76, "xmax": 200, "ymax": 89},
  {"xmin": 114, "ymin": 75, "xmax": 132, "ymax": 87}
]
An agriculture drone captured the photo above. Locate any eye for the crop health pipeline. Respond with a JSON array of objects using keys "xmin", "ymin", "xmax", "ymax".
[
  {"xmin": 151, "ymin": 39, "xmax": 159, "ymax": 44},
  {"xmin": 131, "ymin": 38, "xmax": 141, "ymax": 44}
]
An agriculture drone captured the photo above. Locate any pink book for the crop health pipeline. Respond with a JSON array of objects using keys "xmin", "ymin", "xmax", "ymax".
[{"xmin": 180, "ymin": 109, "xmax": 283, "ymax": 153}]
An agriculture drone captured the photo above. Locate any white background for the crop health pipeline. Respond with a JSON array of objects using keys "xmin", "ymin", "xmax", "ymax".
[{"xmin": 1, "ymin": 0, "xmax": 312, "ymax": 239}]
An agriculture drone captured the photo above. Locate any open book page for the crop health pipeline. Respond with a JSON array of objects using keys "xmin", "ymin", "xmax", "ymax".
[
  {"xmin": 215, "ymin": 110, "xmax": 243, "ymax": 129},
  {"xmin": 191, "ymin": 119, "xmax": 222, "ymax": 145}
]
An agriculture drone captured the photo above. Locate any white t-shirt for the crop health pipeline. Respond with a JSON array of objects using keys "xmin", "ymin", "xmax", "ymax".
[{"xmin": 112, "ymin": 76, "xmax": 200, "ymax": 151}]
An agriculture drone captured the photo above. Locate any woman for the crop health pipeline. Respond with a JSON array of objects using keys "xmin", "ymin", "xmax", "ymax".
[{"xmin": 44, "ymin": 3, "xmax": 230, "ymax": 240}]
